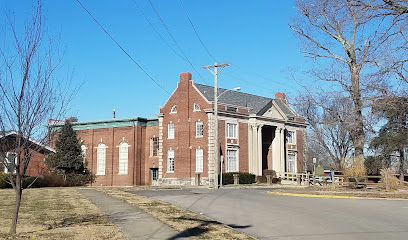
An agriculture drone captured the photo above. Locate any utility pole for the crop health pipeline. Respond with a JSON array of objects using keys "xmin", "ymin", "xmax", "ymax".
[{"xmin": 203, "ymin": 62, "xmax": 230, "ymax": 189}]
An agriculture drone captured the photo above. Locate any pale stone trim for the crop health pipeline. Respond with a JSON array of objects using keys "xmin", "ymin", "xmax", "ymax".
[
  {"xmin": 157, "ymin": 115, "xmax": 164, "ymax": 179},
  {"xmin": 207, "ymin": 112, "xmax": 215, "ymax": 185}
]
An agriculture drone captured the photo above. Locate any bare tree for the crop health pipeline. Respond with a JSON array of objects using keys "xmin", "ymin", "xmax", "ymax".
[
  {"xmin": 290, "ymin": 0, "xmax": 396, "ymax": 174},
  {"xmin": 0, "ymin": 2, "xmax": 72, "ymax": 235},
  {"xmin": 295, "ymin": 93, "xmax": 353, "ymax": 170},
  {"xmin": 355, "ymin": 1, "xmax": 408, "ymax": 85}
]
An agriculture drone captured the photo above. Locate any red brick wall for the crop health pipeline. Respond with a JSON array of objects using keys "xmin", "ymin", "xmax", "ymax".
[
  {"xmin": 26, "ymin": 152, "xmax": 47, "ymax": 176},
  {"xmin": 74, "ymin": 125, "xmax": 155, "ymax": 186},
  {"xmin": 296, "ymin": 130, "xmax": 304, "ymax": 173},
  {"xmin": 142, "ymin": 125, "xmax": 159, "ymax": 185},
  {"xmin": 4, "ymin": 148, "xmax": 49, "ymax": 176},
  {"xmin": 160, "ymin": 73, "xmax": 211, "ymax": 178},
  {"xmin": 217, "ymin": 120, "xmax": 248, "ymax": 173}
]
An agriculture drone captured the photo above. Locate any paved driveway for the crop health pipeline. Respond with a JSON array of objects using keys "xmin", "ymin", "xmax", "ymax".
[{"xmin": 135, "ymin": 188, "xmax": 408, "ymax": 240}]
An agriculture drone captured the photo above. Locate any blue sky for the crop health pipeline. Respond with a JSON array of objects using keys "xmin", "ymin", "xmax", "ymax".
[{"xmin": 1, "ymin": 0, "xmax": 308, "ymax": 121}]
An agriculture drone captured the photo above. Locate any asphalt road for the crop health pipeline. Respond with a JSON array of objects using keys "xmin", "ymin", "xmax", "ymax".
[{"xmin": 135, "ymin": 188, "xmax": 408, "ymax": 240}]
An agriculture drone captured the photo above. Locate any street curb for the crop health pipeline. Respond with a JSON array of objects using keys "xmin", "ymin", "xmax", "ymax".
[{"xmin": 267, "ymin": 191, "xmax": 358, "ymax": 199}]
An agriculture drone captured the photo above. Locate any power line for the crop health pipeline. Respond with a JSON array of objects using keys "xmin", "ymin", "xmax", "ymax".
[
  {"xmin": 222, "ymin": 71, "xmax": 282, "ymax": 95},
  {"xmin": 179, "ymin": 0, "xmax": 217, "ymax": 62},
  {"xmin": 132, "ymin": 0, "xmax": 187, "ymax": 62},
  {"xmin": 75, "ymin": 0, "xmax": 190, "ymax": 108},
  {"xmin": 147, "ymin": 0, "xmax": 208, "ymax": 84},
  {"xmin": 231, "ymin": 63, "xmax": 290, "ymax": 87}
]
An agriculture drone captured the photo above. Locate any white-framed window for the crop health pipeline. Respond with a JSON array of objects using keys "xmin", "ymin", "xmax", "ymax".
[
  {"xmin": 196, "ymin": 148, "xmax": 203, "ymax": 172},
  {"xmin": 196, "ymin": 121, "xmax": 203, "ymax": 137},
  {"xmin": 118, "ymin": 142, "xmax": 129, "ymax": 175},
  {"xmin": 193, "ymin": 103, "xmax": 200, "ymax": 112},
  {"xmin": 2, "ymin": 152, "xmax": 17, "ymax": 174},
  {"xmin": 226, "ymin": 150, "xmax": 238, "ymax": 172},
  {"xmin": 168, "ymin": 123, "xmax": 175, "ymax": 139},
  {"xmin": 287, "ymin": 130, "xmax": 296, "ymax": 144},
  {"xmin": 167, "ymin": 150, "xmax": 174, "ymax": 172},
  {"xmin": 97, "ymin": 143, "xmax": 107, "ymax": 175},
  {"xmin": 150, "ymin": 137, "xmax": 159, "ymax": 157},
  {"xmin": 288, "ymin": 154, "xmax": 296, "ymax": 173},
  {"xmin": 170, "ymin": 105, "xmax": 177, "ymax": 113},
  {"xmin": 226, "ymin": 123, "xmax": 237, "ymax": 139},
  {"xmin": 81, "ymin": 145, "xmax": 87, "ymax": 165}
]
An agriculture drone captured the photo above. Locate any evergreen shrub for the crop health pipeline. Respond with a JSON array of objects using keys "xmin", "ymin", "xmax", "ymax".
[
  {"xmin": 221, "ymin": 172, "xmax": 256, "ymax": 185},
  {"xmin": 23, "ymin": 176, "xmax": 48, "ymax": 188},
  {"xmin": 0, "ymin": 173, "xmax": 12, "ymax": 188},
  {"xmin": 46, "ymin": 120, "xmax": 96, "ymax": 186}
]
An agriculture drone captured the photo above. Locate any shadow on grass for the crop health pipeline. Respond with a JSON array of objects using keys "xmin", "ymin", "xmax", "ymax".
[
  {"xmin": 46, "ymin": 214, "xmax": 108, "ymax": 229},
  {"xmin": 166, "ymin": 216, "xmax": 251, "ymax": 240}
]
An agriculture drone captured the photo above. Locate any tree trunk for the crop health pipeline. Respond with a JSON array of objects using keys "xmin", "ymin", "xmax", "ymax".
[
  {"xmin": 400, "ymin": 149, "xmax": 405, "ymax": 183},
  {"xmin": 10, "ymin": 176, "xmax": 23, "ymax": 235},
  {"xmin": 350, "ymin": 65, "xmax": 366, "ymax": 175}
]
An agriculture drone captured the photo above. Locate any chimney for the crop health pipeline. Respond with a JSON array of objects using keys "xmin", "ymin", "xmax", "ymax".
[
  {"xmin": 180, "ymin": 72, "xmax": 192, "ymax": 82},
  {"xmin": 275, "ymin": 92, "xmax": 288, "ymax": 104},
  {"xmin": 64, "ymin": 116, "xmax": 78, "ymax": 123}
]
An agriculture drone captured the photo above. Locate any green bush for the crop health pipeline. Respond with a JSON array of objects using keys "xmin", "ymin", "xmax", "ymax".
[
  {"xmin": 0, "ymin": 174, "xmax": 48, "ymax": 189},
  {"xmin": 23, "ymin": 176, "xmax": 48, "ymax": 188},
  {"xmin": 66, "ymin": 170, "xmax": 96, "ymax": 187},
  {"xmin": 0, "ymin": 173, "xmax": 12, "ymax": 188},
  {"xmin": 42, "ymin": 170, "xmax": 96, "ymax": 187},
  {"xmin": 220, "ymin": 172, "xmax": 256, "ymax": 185}
]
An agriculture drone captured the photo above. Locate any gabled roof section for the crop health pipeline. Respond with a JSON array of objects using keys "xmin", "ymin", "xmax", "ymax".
[
  {"xmin": 274, "ymin": 99, "xmax": 296, "ymax": 118},
  {"xmin": 48, "ymin": 117, "xmax": 159, "ymax": 131},
  {"xmin": 0, "ymin": 131, "xmax": 55, "ymax": 153},
  {"xmin": 194, "ymin": 83, "xmax": 272, "ymax": 114},
  {"xmin": 194, "ymin": 83, "xmax": 299, "ymax": 118}
]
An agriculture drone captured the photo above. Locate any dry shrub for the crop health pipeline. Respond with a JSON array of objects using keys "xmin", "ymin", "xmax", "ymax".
[
  {"xmin": 344, "ymin": 162, "xmax": 366, "ymax": 177},
  {"xmin": 379, "ymin": 168, "xmax": 399, "ymax": 190}
]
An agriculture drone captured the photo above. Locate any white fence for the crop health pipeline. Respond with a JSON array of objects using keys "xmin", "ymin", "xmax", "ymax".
[{"xmin": 277, "ymin": 172, "xmax": 408, "ymax": 190}]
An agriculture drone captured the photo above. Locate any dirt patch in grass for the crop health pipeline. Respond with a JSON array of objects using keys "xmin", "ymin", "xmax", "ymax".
[
  {"xmin": 270, "ymin": 185, "xmax": 408, "ymax": 199},
  {"xmin": 97, "ymin": 187, "xmax": 257, "ymax": 240},
  {"xmin": 0, "ymin": 188, "xmax": 128, "ymax": 240}
]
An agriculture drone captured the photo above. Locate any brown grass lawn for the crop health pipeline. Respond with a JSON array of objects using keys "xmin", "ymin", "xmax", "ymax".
[{"xmin": 0, "ymin": 188, "xmax": 128, "ymax": 240}]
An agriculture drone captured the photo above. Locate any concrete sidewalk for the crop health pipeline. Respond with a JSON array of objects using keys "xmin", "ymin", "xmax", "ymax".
[{"xmin": 78, "ymin": 188, "xmax": 189, "ymax": 240}]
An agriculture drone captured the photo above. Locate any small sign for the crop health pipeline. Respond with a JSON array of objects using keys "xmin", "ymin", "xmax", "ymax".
[
  {"xmin": 315, "ymin": 165, "xmax": 324, "ymax": 175},
  {"xmin": 312, "ymin": 157, "xmax": 316, "ymax": 164}
]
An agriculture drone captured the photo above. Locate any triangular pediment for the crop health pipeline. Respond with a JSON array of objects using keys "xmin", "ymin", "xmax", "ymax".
[{"xmin": 262, "ymin": 104, "xmax": 286, "ymax": 120}]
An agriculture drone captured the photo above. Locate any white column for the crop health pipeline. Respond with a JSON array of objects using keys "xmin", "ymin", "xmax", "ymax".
[
  {"xmin": 272, "ymin": 126, "xmax": 281, "ymax": 173},
  {"xmin": 280, "ymin": 127, "xmax": 286, "ymax": 173},
  {"xmin": 256, "ymin": 124, "xmax": 263, "ymax": 176},
  {"xmin": 252, "ymin": 124, "xmax": 258, "ymax": 174}
]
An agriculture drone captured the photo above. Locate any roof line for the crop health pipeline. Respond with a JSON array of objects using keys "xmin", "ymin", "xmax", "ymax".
[{"xmin": 0, "ymin": 131, "xmax": 55, "ymax": 153}]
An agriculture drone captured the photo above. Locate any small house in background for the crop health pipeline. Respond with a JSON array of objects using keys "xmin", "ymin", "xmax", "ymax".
[
  {"xmin": 48, "ymin": 72, "xmax": 307, "ymax": 186},
  {"xmin": 0, "ymin": 131, "xmax": 55, "ymax": 176}
]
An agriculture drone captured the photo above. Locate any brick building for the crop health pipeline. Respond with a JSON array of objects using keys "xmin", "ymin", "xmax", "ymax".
[
  {"xmin": 1, "ymin": 131, "xmax": 55, "ymax": 176},
  {"xmin": 48, "ymin": 72, "xmax": 307, "ymax": 186},
  {"xmin": 48, "ymin": 118, "xmax": 159, "ymax": 186}
]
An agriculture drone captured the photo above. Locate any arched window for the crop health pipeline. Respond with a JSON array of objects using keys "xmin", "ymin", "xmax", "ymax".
[
  {"xmin": 170, "ymin": 105, "xmax": 177, "ymax": 113},
  {"xmin": 81, "ymin": 145, "xmax": 87, "ymax": 165},
  {"xmin": 193, "ymin": 103, "xmax": 200, "ymax": 112},
  {"xmin": 118, "ymin": 141, "xmax": 129, "ymax": 175},
  {"xmin": 97, "ymin": 143, "xmax": 107, "ymax": 175}
]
